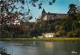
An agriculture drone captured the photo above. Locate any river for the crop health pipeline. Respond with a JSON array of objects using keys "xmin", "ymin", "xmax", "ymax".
[{"xmin": 0, "ymin": 41, "xmax": 80, "ymax": 55}]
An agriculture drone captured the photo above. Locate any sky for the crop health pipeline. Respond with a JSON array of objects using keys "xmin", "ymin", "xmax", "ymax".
[{"xmin": 15, "ymin": 0, "xmax": 80, "ymax": 22}]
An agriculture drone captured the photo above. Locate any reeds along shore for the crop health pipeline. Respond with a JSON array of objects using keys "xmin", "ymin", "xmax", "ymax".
[{"xmin": 0, "ymin": 38, "xmax": 80, "ymax": 41}]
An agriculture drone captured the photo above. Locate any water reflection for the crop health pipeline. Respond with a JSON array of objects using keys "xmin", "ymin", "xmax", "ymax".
[
  {"xmin": 44, "ymin": 42, "xmax": 53, "ymax": 49},
  {"xmin": 0, "ymin": 41, "xmax": 80, "ymax": 55}
]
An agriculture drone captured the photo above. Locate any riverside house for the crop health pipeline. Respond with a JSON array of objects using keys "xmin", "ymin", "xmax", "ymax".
[
  {"xmin": 43, "ymin": 33, "xmax": 56, "ymax": 38},
  {"xmin": 38, "ymin": 33, "xmax": 56, "ymax": 38}
]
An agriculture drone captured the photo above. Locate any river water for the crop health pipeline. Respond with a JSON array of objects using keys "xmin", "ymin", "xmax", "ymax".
[{"xmin": 0, "ymin": 41, "xmax": 80, "ymax": 55}]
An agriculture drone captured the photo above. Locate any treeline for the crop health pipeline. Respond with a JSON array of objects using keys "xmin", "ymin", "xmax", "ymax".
[{"xmin": 29, "ymin": 15, "xmax": 80, "ymax": 37}]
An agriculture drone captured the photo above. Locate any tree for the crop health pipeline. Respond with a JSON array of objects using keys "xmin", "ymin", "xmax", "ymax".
[
  {"xmin": 56, "ymin": 30, "xmax": 66, "ymax": 37},
  {"xmin": 67, "ymin": 28, "xmax": 80, "ymax": 37},
  {"xmin": 68, "ymin": 4, "xmax": 77, "ymax": 15},
  {"xmin": 0, "ymin": 0, "xmax": 26, "ymax": 38},
  {"xmin": 0, "ymin": 0, "xmax": 57, "ymax": 38}
]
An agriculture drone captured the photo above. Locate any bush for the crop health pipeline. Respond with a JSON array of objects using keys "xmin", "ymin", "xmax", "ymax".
[
  {"xmin": 67, "ymin": 29, "xmax": 80, "ymax": 37},
  {"xmin": 56, "ymin": 30, "xmax": 66, "ymax": 37}
]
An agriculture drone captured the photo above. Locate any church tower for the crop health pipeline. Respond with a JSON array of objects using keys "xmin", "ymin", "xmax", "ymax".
[
  {"xmin": 42, "ymin": 9, "xmax": 46, "ymax": 13},
  {"xmin": 42, "ymin": 9, "xmax": 46, "ymax": 15},
  {"xmin": 41, "ymin": 9, "xmax": 46, "ymax": 20}
]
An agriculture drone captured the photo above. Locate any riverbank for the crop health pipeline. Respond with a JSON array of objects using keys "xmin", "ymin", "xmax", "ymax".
[{"xmin": 0, "ymin": 38, "xmax": 80, "ymax": 41}]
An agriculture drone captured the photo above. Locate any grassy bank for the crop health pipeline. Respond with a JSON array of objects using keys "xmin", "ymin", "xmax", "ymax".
[{"xmin": 0, "ymin": 38, "xmax": 80, "ymax": 41}]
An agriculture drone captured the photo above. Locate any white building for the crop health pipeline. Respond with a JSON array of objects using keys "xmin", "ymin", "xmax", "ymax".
[{"xmin": 43, "ymin": 33, "xmax": 56, "ymax": 38}]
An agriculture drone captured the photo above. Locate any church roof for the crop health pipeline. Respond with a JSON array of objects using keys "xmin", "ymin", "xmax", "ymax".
[
  {"xmin": 47, "ymin": 12, "xmax": 67, "ymax": 15},
  {"xmin": 42, "ymin": 9, "xmax": 46, "ymax": 13}
]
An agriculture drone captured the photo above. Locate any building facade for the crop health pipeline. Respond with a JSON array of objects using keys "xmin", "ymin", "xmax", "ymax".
[
  {"xmin": 43, "ymin": 33, "xmax": 56, "ymax": 38},
  {"xmin": 40, "ymin": 9, "xmax": 67, "ymax": 21}
]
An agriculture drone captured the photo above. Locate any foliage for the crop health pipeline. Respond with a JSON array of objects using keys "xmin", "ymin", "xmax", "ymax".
[
  {"xmin": 56, "ymin": 30, "xmax": 66, "ymax": 37},
  {"xmin": 0, "ymin": 0, "xmax": 57, "ymax": 38},
  {"xmin": 29, "ymin": 4, "xmax": 80, "ymax": 37},
  {"xmin": 0, "ymin": 2, "xmax": 80, "ymax": 38},
  {"xmin": 67, "ymin": 4, "xmax": 77, "ymax": 15},
  {"xmin": 67, "ymin": 28, "xmax": 80, "ymax": 37}
]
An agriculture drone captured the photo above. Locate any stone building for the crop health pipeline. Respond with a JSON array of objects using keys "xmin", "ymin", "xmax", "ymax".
[{"xmin": 40, "ymin": 9, "xmax": 67, "ymax": 21}]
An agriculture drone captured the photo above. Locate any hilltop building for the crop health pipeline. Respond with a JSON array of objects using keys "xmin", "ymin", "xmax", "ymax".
[{"xmin": 36, "ymin": 9, "xmax": 67, "ymax": 22}]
